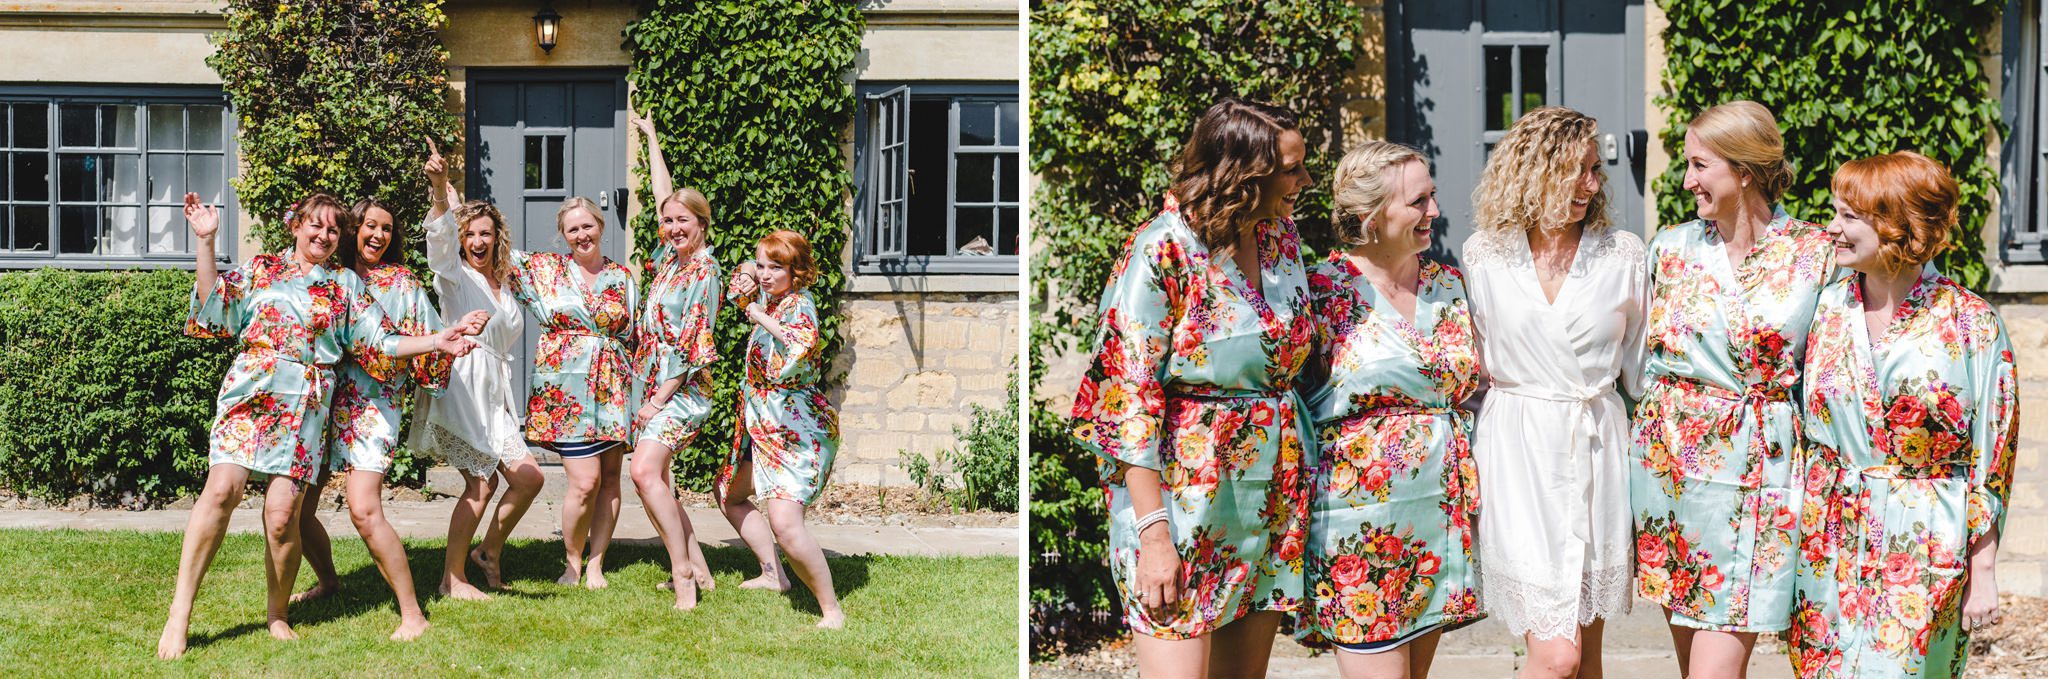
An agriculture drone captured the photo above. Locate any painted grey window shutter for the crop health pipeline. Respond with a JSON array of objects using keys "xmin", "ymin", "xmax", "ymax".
[{"xmin": 866, "ymin": 85, "xmax": 910, "ymax": 259}]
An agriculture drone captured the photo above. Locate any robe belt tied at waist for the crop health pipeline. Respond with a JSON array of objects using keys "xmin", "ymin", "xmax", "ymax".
[
  {"xmin": 1657, "ymin": 374, "xmax": 1796, "ymax": 457},
  {"xmin": 1489, "ymin": 382, "xmax": 1613, "ymax": 545},
  {"xmin": 1166, "ymin": 384, "xmax": 1290, "ymax": 400}
]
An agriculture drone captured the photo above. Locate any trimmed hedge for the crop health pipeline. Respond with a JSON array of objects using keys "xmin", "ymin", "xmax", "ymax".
[
  {"xmin": 0, "ymin": 269, "xmax": 437, "ymax": 505},
  {"xmin": 0, "ymin": 270, "xmax": 226, "ymax": 504}
]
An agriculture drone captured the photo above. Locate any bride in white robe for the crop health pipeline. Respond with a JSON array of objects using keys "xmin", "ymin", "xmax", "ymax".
[{"xmin": 1460, "ymin": 107, "xmax": 1649, "ymax": 676}]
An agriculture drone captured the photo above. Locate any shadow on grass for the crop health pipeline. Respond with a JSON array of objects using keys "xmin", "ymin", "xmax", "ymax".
[{"xmin": 251, "ymin": 535, "xmax": 878, "ymax": 642}]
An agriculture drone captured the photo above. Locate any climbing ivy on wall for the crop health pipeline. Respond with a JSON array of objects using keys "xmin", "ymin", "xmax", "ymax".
[
  {"xmin": 208, "ymin": 0, "xmax": 460, "ymax": 259},
  {"xmin": 1654, "ymin": 0, "xmax": 2002, "ymax": 288},
  {"xmin": 624, "ymin": 0, "xmax": 863, "ymax": 489}
]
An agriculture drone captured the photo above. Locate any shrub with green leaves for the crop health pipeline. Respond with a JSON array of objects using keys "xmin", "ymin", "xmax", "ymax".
[
  {"xmin": 1027, "ymin": 0, "xmax": 1369, "ymax": 657},
  {"xmin": 623, "ymin": 0, "xmax": 863, "ymax": 489},
  {"xmin": 903, "ymin": 374, "xmax": 1020, "ymax": 512},
  {"xmin": 1654, "ymin": 0, "xmax": 2001, "ymax": 288},
  {"xmin": 0, "ymin": 270, "xmax": 228, "ymax": 504},
  {"xmin": 208, "ymin": 0, "xmax": 459, "ymax": 259}
]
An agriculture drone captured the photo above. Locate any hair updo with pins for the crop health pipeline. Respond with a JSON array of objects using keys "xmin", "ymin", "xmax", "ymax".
[{"xmin": 1328, "ymin": 141, "xmax": 1427, "ymax": 246}]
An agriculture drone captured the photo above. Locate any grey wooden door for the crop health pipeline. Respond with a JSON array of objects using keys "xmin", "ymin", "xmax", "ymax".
[
  {"xmin": 1388, "ymin": 0, "xmax": 1647, "ymax": 264},
  {"xmin": 467, "ymin": 70, "xmax": 629, "ymax": 408}
]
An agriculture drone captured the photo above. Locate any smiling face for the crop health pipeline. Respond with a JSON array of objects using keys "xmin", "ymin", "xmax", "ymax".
[
  {"xmin": 659, "ymin": 200, "xmax": 705, "ymax": 254},
  {"xmin": 1251, "ymin": 130, "xmax": 1312, "ymax": 223},
  {"xmin": 1681, "ymin": 129, "xmax": 1751, "ymax": 222},
  {"xmin": 1825, "ymin": 197, "xmax": 1886, "ymax": 273},
  {"xmin": 559, "ymin": 206, "xmax": 603, "ymax": 258},
  {"xmin": 1567, "ymin": 143, "xmax": 1601, "ymax": 225},
  {"xmin": 357, "ymin": 205, "xmax": 395, "ymax": 267},
  {"xmin": 1364, "ymin": 159, "xmax": 1439, "ymax": 256},
  {"xmin": 754, "ymin": 245, "xmax": 794, "ymax": 298},
  {"xmin": 294, "ymin": 206, "xmax": 342, "ymax": 264},
  {"xmin": 461, "ymin": 216, "xmax": 497, "ymax": 270}
]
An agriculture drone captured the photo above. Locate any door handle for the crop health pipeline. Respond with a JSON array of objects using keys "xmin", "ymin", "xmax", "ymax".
[
  {"xmin": 598, "ymin": 190, "xmax": 611, "ymax": 210},
  {"xmin": 1601, "ymin": 133, "xmax": 1620, "ymax": 163}
]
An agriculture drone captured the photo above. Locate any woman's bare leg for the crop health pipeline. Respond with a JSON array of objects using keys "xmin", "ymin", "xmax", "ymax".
[
  {"xmin": 1579, "ymin": 620, "xmax": 1606, "ymax": 679},
  {"xmin": 157, "ymin": 464, "xmax": 250, "ymax": 659},
  {"xmin": 718, "ymin": 458, "xmax": 786, "ymax": 591},
  {"xmin": 290, "ymin": 471, "xmax": 340, "ymax": 603},
  {"xmin": 631, "ymin": 440, "xmax": 700, "ymax": 609},
  {"xmin": 344, "ymin": 469, "xmax": 428, "ymax": 640},
  {"xmin": 1211, "ymin": 611, "xmax": 1284, "ymax": 678},
  {"xmin": 259, "ymin": 474, "xmax": 308, "ymax": 641},
  {"xmin": 1133, "ymin": 631, "xmax": 1211, "ymax": 677},
  {"xmin": 557, "ymin": 453, "xmax": 601, "ymax": 585},
  {"xmin": 1521, "ymin": 629, "xmax": 1585, "ymax": 679},
  {"xmin": 764, "ymin": 498, "xmax": 842, "ymax": 628},
  {"xmin": 474, "ymin": 455, "xmax": 543, "ymax": 588},
  {"xmin": 439, "ymin": 469, "xmax": 494, "ymax": 600},
  {"xmin": 1665, "ymin": 607, "xmax": 1696, "ymax": 678},
  {"xmin": 1684, "ymin": 629, "xmax": 1756, "ymax": 679},
  {"xmin": 583, "ymin": 445, "xmax": 625, "ymax": 590}
]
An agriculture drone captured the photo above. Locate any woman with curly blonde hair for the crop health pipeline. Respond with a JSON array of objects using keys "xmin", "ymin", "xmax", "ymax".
[
  {"xmin": 1299, "ymin": 140, "xmax": 1485, "ymax": 679},
  {"xmin": 1631, "ymin": 100, "xmax": 1835, "ymax": 677},
  {"xmin": 1461, "ymin": 106, "xmax": 1647, "ymax": 678},
  {"xmin": 1068, "ymin": 97, "xmax": 1316, "ymax": 676}
]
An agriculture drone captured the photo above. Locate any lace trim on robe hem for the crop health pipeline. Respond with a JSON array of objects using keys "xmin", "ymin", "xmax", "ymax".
[
  {"xmin": 431, "ymin": 423, "xmax": 530, "ymax": 477},
  {"xmin": 1481, "ymin": 563, "xmax": 1634, "ymax": 642}
]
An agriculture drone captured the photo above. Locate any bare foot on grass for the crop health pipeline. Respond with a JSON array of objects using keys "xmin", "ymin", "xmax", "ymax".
[
  {"xmin": 469, "ymin": 547, "xmax": 505, "ymax": 589},
  {"xmin": 584, "ymin": 568, "xmax": 609, "ymax": 590},
  {"xmin": 156, "ymin": 622, "xmax": 188, "ymax": 660},
  {"xmin": 267, "ymin": 619, "xmax": 298, "ymax": 641},
  {"xmin": 673, "ymin": 579, "xmax": 698, "ymax": 611},
  {"xmin": 817, "ymin": 610, "xmax": 845, "ymax": 629},
  {"xmin": 289, "ymin": 581, "xmax": 338, "ymax": 604},
  {"xmin": 739, "ymin": 572, "xmax": 790, "ymax": 592},
  {"xmin": 438, "ymin": 577, "xmax": 491, "ymax": 601},
  {"xmin": 391, "ymin": 616, "xmax": 430, "ymax": 641}
]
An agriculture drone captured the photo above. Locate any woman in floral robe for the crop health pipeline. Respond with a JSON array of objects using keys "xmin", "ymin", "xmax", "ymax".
[
  {"xmin": 717, "ymin": 230, "xmax": 844, "ymax": 628},
  {"xmin": 1068, "ymin": 98, "xmax": 1315, "ymax": 677},
  {"xmin": 511, "ymin": 197, "xmax": 638, "ymax": 589},
  {"xmin": 625, "ymin": 113, "xmax": 719, "ymax": 609},
  {"xmin": 1300, "ymin": 142, "xmax": 1482, "ymax": 678},
  {"xmin": 1788, "ymin": 152, "xmax": 2017, "ymax": 679},
  {"xmin": 1631, "ymin": 101, "xmax": 1835, "ymax": 675},
  {"xmin": 290, "ymin": 196, "xmax": 455, "ymax": 641},
  {"xmin": 159, "ymin": 193, "xmax": 480, "ymax": 660}
]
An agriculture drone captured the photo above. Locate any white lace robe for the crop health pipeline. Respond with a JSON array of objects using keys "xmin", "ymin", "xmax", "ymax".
[{"xmin": 1462, "ymin": 226, "xmax": 1648, "ymax": 640}]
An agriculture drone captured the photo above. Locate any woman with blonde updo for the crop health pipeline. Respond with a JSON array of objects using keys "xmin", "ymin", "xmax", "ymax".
[
  {"xmin": 1300, "ymin": 140, "xmax": 1483, "ymax": 678},
  {"xmin": 1630, "ymin": 100, "xmax": 1835, "ymax": 677},
  {"xmin": 1462, "ymin": 106, "xmax": 1647, "ymax": 679},
  {"xmin": 1789, "ymin": 152, "xmax": 2016, "ymax": 679}
]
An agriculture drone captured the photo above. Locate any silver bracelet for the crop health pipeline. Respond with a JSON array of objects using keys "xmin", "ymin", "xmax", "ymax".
[{"xmin": 1135, "ymin": 508, "xmax": 1171, "ymax": 536}]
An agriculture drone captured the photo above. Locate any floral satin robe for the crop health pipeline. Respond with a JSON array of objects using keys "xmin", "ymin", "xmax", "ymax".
[
  {"xmin": 186, "ymin": 250, "xmax": 407, "ymax": 481},
  {"xmin": 1631, "ymin": 207, "xmax": 1836, "ymax": 632},
  {"xmin": 633, "ymin": 244, "xmax": 724, "ymax": 451},
  {"xmin": 1068, "ymin": 196, "xmax": 1315, "ymax": 640},
  {"xmin": 1299, "ymin": 254, "xmax": 1483, "ymax": 645},
  {"xmin": 511, "ymin": 251, "xmax": 637, "ymax": 444},
  {"xmin": 1788, "ymin": 269, "xmax": 2017, "ymax": 679},
  {"xmin": 718, "ymin": 285, "xmax": 838, "ymax": 505},
  {"xmin": 329, "ymin": 263, "xmax": 452, "ymax": 474}
]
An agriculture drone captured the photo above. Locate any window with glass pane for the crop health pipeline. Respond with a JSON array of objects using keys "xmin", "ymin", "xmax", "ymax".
[
  {"xmin": 0, "ymin": 92, "xmax": 230, "ymax": 264},
  {"xmin": 859, "ymin": 84, "xmax": 1019, "ymax": 274}
]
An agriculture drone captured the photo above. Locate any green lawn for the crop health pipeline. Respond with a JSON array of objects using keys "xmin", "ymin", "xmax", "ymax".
[{"xmin": 0, "ymin": 529, "xmax": 1017, "ymax": 677}]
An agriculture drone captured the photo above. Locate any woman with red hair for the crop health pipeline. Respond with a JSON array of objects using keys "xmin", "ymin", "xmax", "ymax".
[
  {"xmin": 720, "ymin": 229, "xmax": 843, "ymax": 628},
  {"xmin": 1789, "ymin": 151, "xmax": 2017, "ymax": 679}
]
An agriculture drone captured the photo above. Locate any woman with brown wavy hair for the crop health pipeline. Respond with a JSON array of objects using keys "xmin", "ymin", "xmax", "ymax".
[
  {"xmin": 1462, "ymin": 106, "xmax": 1646, "ymax": 679},
  {"xmin": 1789, "ymin": 151, "xmax": 2016, "ymax": 679},
  {"xmin": 1067, "ymin": 97, "xmax": 1316, "ymax": 676}
]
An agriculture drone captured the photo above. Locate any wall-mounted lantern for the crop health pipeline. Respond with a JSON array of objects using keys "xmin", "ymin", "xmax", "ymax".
[{"xmin": 534, "ymin": 2, "xmax": 561, "ymax": 54}]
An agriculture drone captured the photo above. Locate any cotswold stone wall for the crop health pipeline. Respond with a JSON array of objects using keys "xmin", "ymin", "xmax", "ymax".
[
  {"xmin": 827, "ymin": 292, "xmax": 1017, "ymax": 486},
  {"xmin": 1986, "ymin": 300, "xmax": 2048, "ymax": 597}
]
